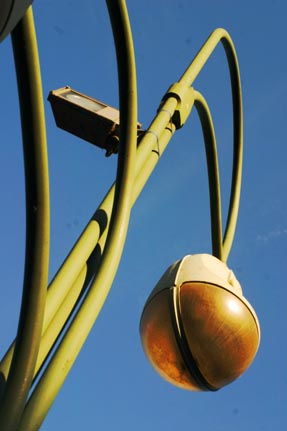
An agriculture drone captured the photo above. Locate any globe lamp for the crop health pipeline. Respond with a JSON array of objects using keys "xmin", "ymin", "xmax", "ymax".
[{"xmin": 140, "ymin": 254, "xmax": 260, "ymax": 391}]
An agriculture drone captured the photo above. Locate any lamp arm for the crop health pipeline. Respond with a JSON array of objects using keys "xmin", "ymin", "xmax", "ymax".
[
  {"xmin": 220, "ymin": 36, "xmax": 243, "ymax": 261},
  {"xmin": 179, "ymin": 28, "xmax": 243, "ymax": 261},
  {"xmin": 193, "ymin": 90, "xmax": 223, "ymax": 260}
]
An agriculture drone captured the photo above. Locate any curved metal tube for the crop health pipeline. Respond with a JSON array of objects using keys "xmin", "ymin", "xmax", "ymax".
[
  {"xmin": 193, "ymin": 90, "xmax": 223, "ymax": 260},
  {"xmin": 18, "ymin": 0, "xmax": 138, "ymax": 428},
  {"xmin": 0, "ymin": 6, "xmax": 50, "ymax": 431},
  {"xmin": 179, "ymin": 28, "xmax": 243, "ymax": 261}
]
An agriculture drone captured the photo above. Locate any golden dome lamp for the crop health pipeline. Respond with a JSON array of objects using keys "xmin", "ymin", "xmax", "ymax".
[{"xmin": 140, "ymin": 254, "xmax": 260, "ymax": 391}]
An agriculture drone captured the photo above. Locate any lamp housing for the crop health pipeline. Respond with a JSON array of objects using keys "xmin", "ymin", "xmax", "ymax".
[
  {"xmin": 140, "ymin": 254, "xmax": 260, "ymax": 391},
  {"xmin": 48, "ymin": 86, "xmax": 137, "ymax": 156}
]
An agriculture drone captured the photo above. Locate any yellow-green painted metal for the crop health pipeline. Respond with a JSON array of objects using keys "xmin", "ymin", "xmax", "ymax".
[
  {"xmin": 178, "ymin": 28, "xmax": 243, "ymax": 261},
  {"xmin": 0, "ymin": 5, "xmax": 243, "ymax": 430},
  {"xmin": 0, "ymin": 6, "xmax": 50, "ymax": 431},
  {"xmin": 162, "ymin": 82, "xmax": 195, "ymax": 128},
  {"xmin": 18, "ymin": 0, "xmax": 138, "ymax": 429},
  {"xmin": 193, "ymin": 90, "xmax": 223, "ymax": 260}
]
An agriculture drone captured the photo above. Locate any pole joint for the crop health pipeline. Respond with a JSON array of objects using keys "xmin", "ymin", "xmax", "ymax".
[{"xmin": 161, "ymin": 82, "xmax": 194, "ymax": 129}]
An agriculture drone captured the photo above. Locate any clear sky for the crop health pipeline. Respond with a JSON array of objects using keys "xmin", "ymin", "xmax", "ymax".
[{"xmin": 0, "ymin": 0, "xmax": 286, "ymax": 430}]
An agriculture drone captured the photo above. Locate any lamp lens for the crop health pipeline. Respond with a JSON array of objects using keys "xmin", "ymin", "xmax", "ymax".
[
  {"xmin": 179, "ymin": 282, "xmax": 260, "ymax": 388},
  {"xmin": 62, "ymin": 91, "xmax": 105, "ymax": 113},
  {"xmin": 140, "ymin": 288, "xmax": 201, "ymax": 391}
]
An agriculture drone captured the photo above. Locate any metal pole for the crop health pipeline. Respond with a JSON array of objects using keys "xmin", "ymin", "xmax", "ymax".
[
  {"xmin": 193, "ymin": 90, "xmax": 223, "ymax": 260},
  {"xmin": 17, "ymin": 0, "xmax": 137, "ymax": 428},
  {"xmin": 0, "ymin": 6, "xmax": 50, "ymax": 431}
]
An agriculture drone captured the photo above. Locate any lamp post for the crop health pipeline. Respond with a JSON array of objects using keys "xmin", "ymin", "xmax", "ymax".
[{"xmin": 0, "ymin": 0, "xmax": 260, "ymax": 429}]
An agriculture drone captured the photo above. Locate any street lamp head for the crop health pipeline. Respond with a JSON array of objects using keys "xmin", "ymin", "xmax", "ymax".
[
  {"xmin": 140, "ymin": 254, "xmax": 260, "ymax": 391},
  {"xmin": 48, "ymin": 86, "xmax": 143, "ymax": 156},
  {"xmin": 48, "ymin": 86, "xmax": 122, "ymax": 156}
]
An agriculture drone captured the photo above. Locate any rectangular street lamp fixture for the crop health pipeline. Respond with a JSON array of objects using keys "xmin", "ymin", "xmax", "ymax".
[{"xmin": 48, "ymin": 86, "xmax": 131, "ymax": 156}]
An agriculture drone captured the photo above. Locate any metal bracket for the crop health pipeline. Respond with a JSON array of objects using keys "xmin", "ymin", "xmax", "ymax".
[{"xmin": 162, "ymin": 82, "xmax": 195, "ymax": 129}]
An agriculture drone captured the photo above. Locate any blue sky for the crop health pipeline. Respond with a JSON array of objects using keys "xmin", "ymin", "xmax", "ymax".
[{"xmin": 0, "ymin": 0, "xmax": 286, "ymax": 429}]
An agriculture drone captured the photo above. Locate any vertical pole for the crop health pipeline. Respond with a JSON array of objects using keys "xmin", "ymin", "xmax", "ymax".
[
  {"xmin": 18, "ymin": 0, "xmax": 137, "ymax": 428},
  {"xmin": 0, "ymin": 6, "xmax": 50, "ymax": 430}
]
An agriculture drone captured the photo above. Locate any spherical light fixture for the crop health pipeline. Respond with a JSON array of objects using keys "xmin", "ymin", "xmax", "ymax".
[{"xmin": 140, "ymin": 254, "xmax": 260, "ymax": 391}]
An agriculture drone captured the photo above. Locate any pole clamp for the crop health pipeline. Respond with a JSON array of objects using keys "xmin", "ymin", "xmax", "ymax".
[{"xmin": 162, "ymin": 82, "xmax": 195, "ymax": 129}]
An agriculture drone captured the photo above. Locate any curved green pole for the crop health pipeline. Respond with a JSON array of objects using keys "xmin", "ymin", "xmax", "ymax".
[
  {"xmin": 178, "ymin": 28, "xmax": 243, "ymax": 262},
  {"xmin": 0, "ymin": 6, "xmax": 50, "ymax": 431},
  {"xmin": 193, "ymin": 90, "xmax": 223, "ymax": 260},
  {"xmin": 18, "ymin": 0, "xmax": 137, "ymax": 429}
]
